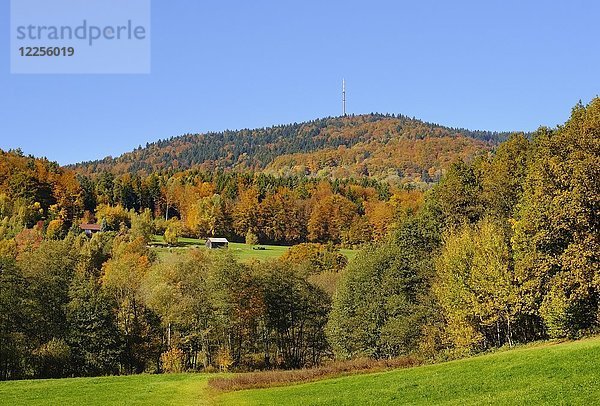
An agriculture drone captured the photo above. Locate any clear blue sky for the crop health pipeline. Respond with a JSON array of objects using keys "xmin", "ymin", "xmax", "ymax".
[{"xmin": 1, "ymin": 0, "xmax": 599, "ymax": 165}]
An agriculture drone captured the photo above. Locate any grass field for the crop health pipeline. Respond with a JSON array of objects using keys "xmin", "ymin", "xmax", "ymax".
[
  {"xmin": 149, "ymin": 235, "xmax": 357, "ymax": 263},
  {"xmin": 2, "ymin": 337, "xmax": 600, "ymax": 405},
  {"xmin": 219, "ymin": 337, "xmax": 600, "ymax": 405},
  {"xmin": 0, "ymin": 373, "xmax": 213, "ymax": 406}
]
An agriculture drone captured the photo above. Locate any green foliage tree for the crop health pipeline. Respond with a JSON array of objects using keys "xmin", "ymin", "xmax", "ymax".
[
  {"xmin": 142, "ymin": 250, "xmax": 215, "ymax": 369},
  {"xmin": 479, "ymin": 133, "xmax": 532, "ymax": 219},
  {"xmin": 18, "ymin": 240, "xmax": 78, "ymax": 352},
  {"xmin": 327, "ymin": 218, "xmax": 438, "ymax": 359},
  {"xmin": 208, "ymin": 253, "xmax": 265, "ymax": 368},
  {"xmin": 0, "ymin": 258, "xmax": 28, "ymax": 380},
  {"xmin": 67, "ymin": 273, "xmax": 122, "ymax": 376},
  {"xmin": 260, "ymin": 262, "xmax": 331, "ymax": 368},
  {"xmin": 431, "ymin": 160, "xmax": 483, "ymax": 228},
  {"xmin": 101, "ymin": 238, "xmax": 159, "ymax": 374}
]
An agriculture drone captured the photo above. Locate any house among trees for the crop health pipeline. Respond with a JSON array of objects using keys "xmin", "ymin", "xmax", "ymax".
[
  {"xmin": 80, "ymin": 223, "xmax": 101, "ymax": 237},
  {"xmin": 206, "ymin": 237, "xmax": 229, "ymax": 249}
]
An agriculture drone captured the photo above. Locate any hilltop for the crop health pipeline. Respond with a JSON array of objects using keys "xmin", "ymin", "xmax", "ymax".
[{"xmin": 72, "ymin": 114, "xmax": 512, "ymax": 183}]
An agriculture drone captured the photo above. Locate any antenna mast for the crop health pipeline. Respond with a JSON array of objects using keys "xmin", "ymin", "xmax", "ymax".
[{"xmin": 342, "ymin": 79, "xmax": 347, "ymax": 116}]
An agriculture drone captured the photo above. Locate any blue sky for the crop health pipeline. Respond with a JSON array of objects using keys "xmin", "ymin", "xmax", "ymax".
[{"xmin": 1, "ymin": 0, "xmax": 599, "ymax": 165}]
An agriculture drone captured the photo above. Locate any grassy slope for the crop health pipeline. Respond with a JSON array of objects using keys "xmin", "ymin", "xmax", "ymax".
[
  {"xmin": 150, "ymin": 235, "xmax": 357, "ymax": 263},
  {"xmin": 218, "ymin": 337, "xmax": 600, "ymax": 405},
  {"xmin": 3, "ymin": 338, "xmax": 597, "ymax": 406}
]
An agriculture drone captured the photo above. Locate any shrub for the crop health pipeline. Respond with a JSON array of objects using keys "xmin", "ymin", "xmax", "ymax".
[
  {"xmin": 217, "ymin": 347, "xmax": 234, "ymax": 372},
  {"xmin": 33, "ymin": 338, "xmax": 71, "ymax": 378},
  {"xmin": 160, "ymin": 348, "xmax": 186, "ymax": 373}
]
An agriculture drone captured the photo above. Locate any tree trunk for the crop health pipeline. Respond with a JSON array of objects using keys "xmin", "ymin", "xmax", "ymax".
[{"xmin": 507, "ymin": 317, "xmax": 513, "ymax": 347}]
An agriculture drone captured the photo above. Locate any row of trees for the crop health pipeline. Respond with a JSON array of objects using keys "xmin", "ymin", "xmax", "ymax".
[
  {"xmin": 328, "ymin": 99, "xmax": 599, "ymax": 358},
  {"xmin": 0, "ymin": 226, "xmax": 342, "ymax": 379},
  {"xmin": 0, "ymin": 148, "xmax": 426, "ymax": 246},
  {"xmin": 89, "ymin": 179, "xmax": 419, "ymax": 246}
]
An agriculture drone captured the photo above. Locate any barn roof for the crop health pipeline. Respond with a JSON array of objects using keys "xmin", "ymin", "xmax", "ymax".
[
  {"xmin": 207, "ymin": 237, "xmax": 229, "ymax": 243},
  {"xmin": 80, "ymin": 223, "xmax": 101, "ymax": 231}
]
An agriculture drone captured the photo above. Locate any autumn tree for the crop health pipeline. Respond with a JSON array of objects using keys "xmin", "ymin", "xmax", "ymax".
[
  {"xmin": 308, "ymin": 194, "xmax": 358, "ymax": 244},
  {"xmin": 260, "ymin": 188, "xmax": 306, "ymax": 244},
  {"xmin": 130, "ymin": 208, "xmax": 154, "ymax": 243},
  {"xmin": 101, "ymin": 237, "xmax": 159, "ymax": 373},
  {"xmin": 96, "ymin": 204, "xmax": 130, "ymax": 231},
  {"xmin": 163, "ymin": 219, "xmax": 181, "ymax": 246},
  {"xmin": 281, "ymin": 243, "xmax": 348, "ymax": 275},
  {"xmin": 434, "ymin": 219, "xmax": 520, "ymax": 350},
  {"xmin": 191, "ymin": 194, "xmax": 228, "ymax": 238},
  {"xmin": 513, "ymin": 100, "xmax": 600, "ymax": 338},
  {"xmin": 364, "ymin": 200, "xmax": 394, "ymax": 241},
  {"xmin": 232, "ymin": 188, "xmax": 260, "ymax": 237}
]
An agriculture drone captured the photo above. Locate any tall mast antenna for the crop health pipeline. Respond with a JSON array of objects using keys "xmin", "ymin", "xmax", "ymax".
[{"xmin": 342, "ymin": 79, "xmax": 347, "ymax": 116}]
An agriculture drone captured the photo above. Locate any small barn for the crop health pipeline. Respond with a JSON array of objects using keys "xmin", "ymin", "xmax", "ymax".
[
  {"xmin": 206, "ymin": 237, "xmax": 229, "ymax": 249},
  {"xmin": 80, "ymin": 223, "xmax": 101, "ymax": 237}
]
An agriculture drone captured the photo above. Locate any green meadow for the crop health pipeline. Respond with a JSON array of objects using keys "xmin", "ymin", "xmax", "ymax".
[
  {"xmin": 0, "ymin": 373, "xmax": 212, "ymax": 406},
  {"xmin": 3, "ymin": 337, "xmax": 599, "ymax": 405},
  {"xmin": 219, "ymin": 337, "xmax": 600, "ymax": 405},
  {"xmin": 149, "ymin": 235, "xmax": 357, "ymax": 263}
]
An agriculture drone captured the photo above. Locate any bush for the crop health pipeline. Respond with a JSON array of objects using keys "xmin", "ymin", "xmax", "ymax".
[
  {"xmin": 153, "ymin": 217, "xmax": 168, "ymax": 235},
  {"xmin": 33, "ymin": 338, "xmax": 71, "ymax": 378},
  {"xmin": 217, "ymin": 347, "xmax": 234, "ymax": 372},
  {"xmin": 160, "ymin": 348, "xmax": 186, "ymax": 373},
  {"xmin": 540, "ymin": 283, "xmax": 597, "ymax": 339},
  {"xmin": 540, "ymin": 286, "xmax": 570, "ymax": 338}
]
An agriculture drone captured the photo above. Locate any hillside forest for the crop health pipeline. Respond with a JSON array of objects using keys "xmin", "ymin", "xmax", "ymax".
[
  {"xmin": 0, "ymin": 99, "xmax": 598, "ymax": 380},
  {"xmin": 72, "ymin": 113, "xmax": 510, "ymax": 183}
]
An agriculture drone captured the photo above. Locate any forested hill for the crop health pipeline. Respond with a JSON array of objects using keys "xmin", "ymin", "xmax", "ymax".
[{"xmin": 72, "ymin": 114, "xmax": 512, "ymax": 183}]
